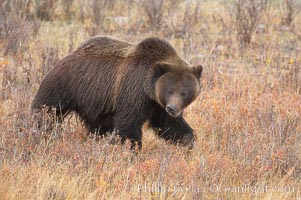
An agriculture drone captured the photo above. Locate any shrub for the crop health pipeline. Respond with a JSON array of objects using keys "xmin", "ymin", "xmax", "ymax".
[
  {"xmin": 232, "ymin": 0, "xmax": 269, "ymax": 51},
  {"xmin": 280, "ymin": 0, "xmax": 301, "ymax": 26}
]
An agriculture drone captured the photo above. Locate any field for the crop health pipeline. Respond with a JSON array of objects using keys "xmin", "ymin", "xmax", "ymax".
[{"xmin": 0, "ymin": 0, "xmax": 301, "ymax": 199}]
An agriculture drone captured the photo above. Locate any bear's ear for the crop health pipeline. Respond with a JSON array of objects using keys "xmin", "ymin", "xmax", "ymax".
[
  {"xmin": 193, "ymin": 65, "xmax": 203, "ymax": 79},
  {"xmin": 153, "ymin": 63, "xmax": 170, "ymax": 78}
]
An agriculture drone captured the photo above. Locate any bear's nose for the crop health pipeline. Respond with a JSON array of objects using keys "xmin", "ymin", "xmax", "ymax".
[{"xmin": 166, "ymin": 105, "xmax": 176, "ymax": 114}]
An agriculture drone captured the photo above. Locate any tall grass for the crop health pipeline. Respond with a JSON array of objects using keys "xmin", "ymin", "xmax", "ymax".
[{"xmin": 0, "ymin": 0, "xmax": 301, "ymax": 199}]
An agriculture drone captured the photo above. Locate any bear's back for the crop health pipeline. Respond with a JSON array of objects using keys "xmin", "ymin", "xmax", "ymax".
[
  {"xmin": 76, "ymin": 36, "xmax": 179, "ymax": 61},
  {"xmin": 77, "ymin": 35, "xmax": 133, "ymax": 58}
]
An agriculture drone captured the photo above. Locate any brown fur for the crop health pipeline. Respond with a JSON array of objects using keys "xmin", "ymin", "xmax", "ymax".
[{"xmin": 32, "ymin": 36, "xmax": 203, "ymax": 150}]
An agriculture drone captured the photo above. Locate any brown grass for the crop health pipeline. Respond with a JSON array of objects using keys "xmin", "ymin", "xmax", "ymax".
[{"xmin": 1, "ymin": 0, "xmax": 301, "ymax": 199}]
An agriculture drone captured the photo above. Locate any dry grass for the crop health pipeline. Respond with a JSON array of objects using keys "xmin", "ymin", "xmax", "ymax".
[{"xmin": 1, "ymin": 0, "xmax": 301, "ymax": 199}]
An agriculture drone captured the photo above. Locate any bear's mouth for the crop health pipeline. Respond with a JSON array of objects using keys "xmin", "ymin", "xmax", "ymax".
[{"xmin": 165, "ymin": 106, "xmax": 182, "ymax": 117}]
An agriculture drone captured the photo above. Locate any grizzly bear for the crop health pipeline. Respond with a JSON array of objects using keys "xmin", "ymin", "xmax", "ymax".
[{"xmin": 32, "ymin": 36, "xmax": 203, "ymax": 150}]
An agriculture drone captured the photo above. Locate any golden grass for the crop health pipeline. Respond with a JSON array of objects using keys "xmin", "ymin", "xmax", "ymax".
[{"xmin": 1, "ymin": 0, "xmax": 301, "ymax": 199}]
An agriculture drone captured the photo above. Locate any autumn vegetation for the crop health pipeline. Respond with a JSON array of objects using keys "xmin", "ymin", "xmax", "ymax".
[{"xmin": 0, "ymin": 0, "xmax": 301, "ymax": 199}]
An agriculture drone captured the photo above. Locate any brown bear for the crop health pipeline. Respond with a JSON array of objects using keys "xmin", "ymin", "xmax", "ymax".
[{"xmin": 32, "ymin": 36, "xmax": 203, "ymax": 150}]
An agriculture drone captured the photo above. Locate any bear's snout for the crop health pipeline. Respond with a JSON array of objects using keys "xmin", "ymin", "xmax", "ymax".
[
  {"xmin": 166, "ymin": 104, "xmax": 182, "ymax": 117},
  {"xmin": 165, "ymin": 93, "xmax": 184, "ymax": 117},
  {"xmin": 166, "ymin": 104, "xmax": 176, "ymax": 114}
]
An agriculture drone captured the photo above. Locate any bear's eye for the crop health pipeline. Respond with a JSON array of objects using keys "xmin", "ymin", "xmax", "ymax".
[
  {"xmin": 180, "ymin": 91, "xmax": 187, "ymax": 97},
  {"xmin": 168, "ymin": 90, "xmax": 173, "ymax": 95}
]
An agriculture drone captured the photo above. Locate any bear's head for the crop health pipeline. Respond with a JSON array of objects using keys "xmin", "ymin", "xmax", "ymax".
[{"xmin": 151, "ymin": 63, "xmax": 203, "ymax": 117}]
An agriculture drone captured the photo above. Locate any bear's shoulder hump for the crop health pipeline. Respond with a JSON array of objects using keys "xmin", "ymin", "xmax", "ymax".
[{"xmin": 133, "ymin": 37, "xmax": 178, "ymax": 59}]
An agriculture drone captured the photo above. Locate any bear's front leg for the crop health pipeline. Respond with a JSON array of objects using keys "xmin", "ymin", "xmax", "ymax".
[
  {"xmin": 114, "ymin": 114, "xmax": 144, "ymax": 151},
  {"xmin": 149, "ymin": 108, "xmax": 195, "ymax": 148}
]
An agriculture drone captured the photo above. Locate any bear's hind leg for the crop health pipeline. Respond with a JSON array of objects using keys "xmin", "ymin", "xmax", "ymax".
[{"xmin": 33, "ymin": 105, "xmax": 69, "ymax": 133}]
